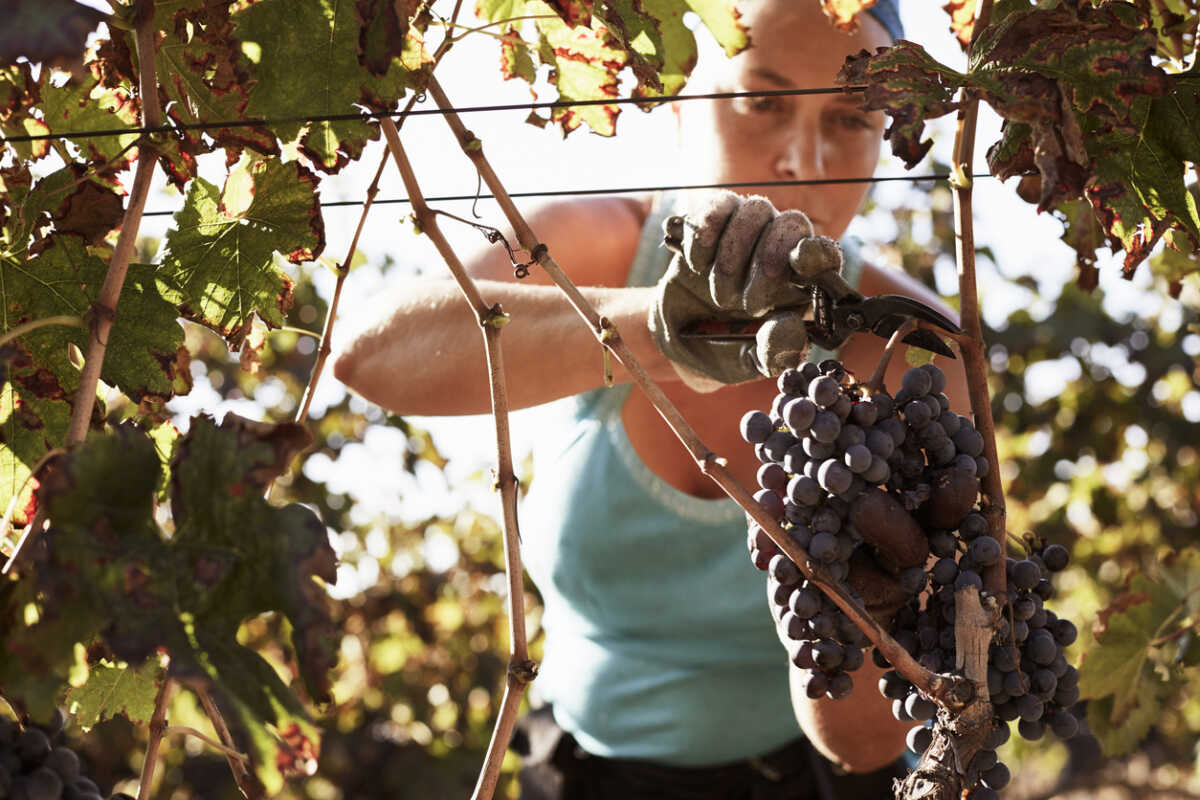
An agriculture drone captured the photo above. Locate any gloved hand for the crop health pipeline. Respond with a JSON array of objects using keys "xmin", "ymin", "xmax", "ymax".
[{"xmin": 648, "ymin": 191, "xmax": 845, "ymax": 389}]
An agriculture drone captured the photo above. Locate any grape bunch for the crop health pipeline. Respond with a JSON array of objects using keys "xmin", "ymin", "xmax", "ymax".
[
  {"xmin": 0, "ymin": 712, "xmax": 114, "ymax": 800},
  {"xmin": 880, "ymin": 540, "xmax": 1079, "ymax": 798},
  {"xmin": 740, "ymin": 358, "xmax": 1082, "ymax": 796}
]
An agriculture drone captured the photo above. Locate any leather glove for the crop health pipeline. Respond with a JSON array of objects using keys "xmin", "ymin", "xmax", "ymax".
[{"xmin": 648, "ymin": 191, "xmax": 844, "ymax": 389}]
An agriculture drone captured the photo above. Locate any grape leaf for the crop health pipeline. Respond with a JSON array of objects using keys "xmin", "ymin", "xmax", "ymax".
[
  {"xmin": 478, "ymin": 0, "xmax": 737, "ymax": 134},
  {"xmin": 686, "ymin": 0, "xmax": 749, "ymax": 56},
  {"xmin": 819, "ymin": 0, "xmax": 880, "ymax": 32},
  {"xmin": 1086, "ymin": 676, "xmax": 1170, "ymax": 756},
  {"xmin": 840, "ymin": 1, "xmax": 1200, "ymax": 281},
  {"xmin": 235, "ymin": 0, "xmax": 431, "ymax": 174},
  {"xmin": 0, "ymin": 0, "xmax": 107, "ymax": 75},
  {"xmin": 0, "ymin": 63, "xmax": 51, "ymax": 162},
  {"xmin": 147, "ymin": 0, "xmax": 276, "ymax": 172},
  {"xmin": 0, "ymin": 169, "xmax": 190, "ymax": 522},
  {"xmin": 159, "ymin": 157, "xmax": 324, "ymax": 345},
  {"xmin": 10, "ymin": 414, "xmax": 338, "ymax": 794},
  {"xmin": 1077, "ymin": 552, "xmax": 1199, "ymax": 750},
  {"xmin": 38, "ymin": 67, "xmax": 140, "ymax": 170},
  {"xmin": 943, "ymin": 0, "xmax": 978, "ymax": 48},
  {"xmin": 67, "ymin": 659, "xmax": 166, "ymax": 730},
  {"xmin": 355, "ymin": 0, "xmax": 426, "ymax": 76}
]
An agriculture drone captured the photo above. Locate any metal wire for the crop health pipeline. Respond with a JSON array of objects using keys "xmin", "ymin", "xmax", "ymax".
[
  {"xmin": 0, "ymin": 87, "xmax": 861, "ymax": 146},
  {"xmin": 140, "ymin": 174, "xmax": 993, "ymax": 218}
]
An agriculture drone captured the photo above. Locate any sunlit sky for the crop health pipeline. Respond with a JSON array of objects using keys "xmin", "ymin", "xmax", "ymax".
[{"xmin": 69, "ymin": 2, "xmax": 1197, "ymax": 588}]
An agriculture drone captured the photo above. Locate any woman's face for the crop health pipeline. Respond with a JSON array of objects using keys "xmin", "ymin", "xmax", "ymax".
[{"xmin": 677, "ymin": 4, "xmax": 892, "ymax": 240}]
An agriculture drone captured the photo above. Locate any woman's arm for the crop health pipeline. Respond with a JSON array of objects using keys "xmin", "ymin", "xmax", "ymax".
[
  {"xmin": 332, "ymin": 196, "xmax": 674, "ymax": 414},
  {"xmin": 332, "ymin": 279, "xmax": 675, "ymax": 414}
]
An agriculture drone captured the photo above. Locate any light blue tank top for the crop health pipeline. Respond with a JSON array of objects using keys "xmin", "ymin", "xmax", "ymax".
[{"xmin": 520, "ymin": 196, "xmax": 863, "ymax": 766}]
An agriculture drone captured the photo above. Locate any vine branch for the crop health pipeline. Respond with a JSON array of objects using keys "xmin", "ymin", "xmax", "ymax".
[
  {"xmin": 195, "ymin": 685, "xmax": 261, "ymax": 799},
  {"xmin": 136, "ymin": 676, "xmax": 172, "ymax": 800},
  {"xmin": 423, "ymin": 75, "xmax": 957, "ymax": 706},
  {"xmin": 64, "ymin": 0, "xmax": 161, "ymax": 447},
  {"xmin": 380, "ymin": 118, "xmax": 532, "ymax": 800},
  {"xmin": 293, "ymin": 1, "xmax": 463, "ymax": 427}
]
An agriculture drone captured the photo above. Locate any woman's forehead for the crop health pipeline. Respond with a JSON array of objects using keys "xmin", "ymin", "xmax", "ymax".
[{"xmin": 717, "ymin": 4, "xmax": 891, "ymax": 85}]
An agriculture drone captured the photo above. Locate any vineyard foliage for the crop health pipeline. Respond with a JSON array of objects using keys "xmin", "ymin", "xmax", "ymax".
[{"xmin": 0, "ymin": 0, "xmax": 1197, "ymax": 797}]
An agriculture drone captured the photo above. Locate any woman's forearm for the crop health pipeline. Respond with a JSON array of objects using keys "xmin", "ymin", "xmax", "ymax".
[{"xmin": 332, "ymin": 278, "xmax": 674, "ymax": 415}]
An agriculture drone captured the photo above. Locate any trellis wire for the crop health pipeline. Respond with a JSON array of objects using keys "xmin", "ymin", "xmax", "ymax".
[
  {"xmin": 0, "ymin": 87, "xmax": 860, "ymax": 145},
  {"xmin": 140, "ymin": 174, "xmax": 993, "ymax": 217}
]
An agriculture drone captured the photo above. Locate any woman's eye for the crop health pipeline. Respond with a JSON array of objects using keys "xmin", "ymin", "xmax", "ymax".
[
  {"xmin": 734, "ymin": 95, "xmax": 785, "ymax": 114},
  {"xmin": 835, "ymin": 113, "xmax": 875, "ymax": 131}
]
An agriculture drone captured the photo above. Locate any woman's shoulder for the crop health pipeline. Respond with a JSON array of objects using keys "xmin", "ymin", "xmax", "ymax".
[{"xmin": 517, "ymin": 194, "xmax": 653, "ymax": 288}]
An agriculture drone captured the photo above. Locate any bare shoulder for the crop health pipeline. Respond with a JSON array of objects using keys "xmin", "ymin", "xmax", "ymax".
[{"xmin": 465, "ymin": 195, "xmax": 650, "ymax": 288}]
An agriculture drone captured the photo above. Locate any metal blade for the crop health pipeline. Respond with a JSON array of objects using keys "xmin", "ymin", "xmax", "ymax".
[
  {"xmin": 901, "ymin": 327, "xmax": 956, "ymax": 358},
  {"xmin": 867, "ymin": 295, "xmax": 962, "ymax": 335}
]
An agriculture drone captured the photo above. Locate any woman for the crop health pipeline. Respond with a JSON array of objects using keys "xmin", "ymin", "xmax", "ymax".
[{"xmin": 334, "ymin": 1, "xmax": 966, "ymax": 796}]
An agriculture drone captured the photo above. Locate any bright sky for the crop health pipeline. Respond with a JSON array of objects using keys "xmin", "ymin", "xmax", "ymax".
[{"xmin": 90, "ymin": 2, "xmax": 1190, "ymax": 587}]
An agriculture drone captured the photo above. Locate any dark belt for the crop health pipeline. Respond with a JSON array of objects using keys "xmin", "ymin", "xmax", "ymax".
[{"xmin": 510, "ymin": 706, "xmax": 906, "ymax": 800}]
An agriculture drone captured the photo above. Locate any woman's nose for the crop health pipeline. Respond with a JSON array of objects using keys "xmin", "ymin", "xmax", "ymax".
[{"xmin": 775, "ymin": 135, "xmax": 825, "ymax": 180}]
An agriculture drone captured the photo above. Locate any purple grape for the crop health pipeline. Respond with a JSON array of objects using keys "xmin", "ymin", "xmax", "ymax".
[
  {"xmin": 841, "ymin": 645, "xmax": 865, "ymax": 672},
  {"xmin": 808, "ymin": 532, "xmax": 839, "ymax": 564},
  {"xmin": 777, "ymin": 368, "xmax": 807, "ymax": 396},
  {"xmin": 1053, "ymin": 619, "xmax": 1077, "ymax": 647},
  {"xmin": 810, "ymin": 411, "xmax": 842, "ymax": 444},
  {"xmin": 928, "ymin": 529, "xmax": 957, "ymax": 558},
  {"xmin": 787, "ymin": 474, "xmax": 822, "ymax": 507},
  {"xmin": 906, "ymin": 725, "xmax": 932, "ymax": 754},
  {"xmin": 1011, "ymin": 559, "xmax": 1041, "ymax": 591},
  {"xmin": 971, "ymin": 748, "xmax": 998, "ymax": 772},
  {"xmin": 904, "ymin": 692, "xmax": 936, "ymax": 722},
  {"xmin": 810, "ymin": 506, "xmax": 842, "ymax": 534},
  {"xmin": 844, "ymin": 444, "xmax": 872, "ymax": 474},
  {"xmin": 809, "ymin": 375, "xmax": 841, "ymax": 407},
  {"xmin": 850, "ymin": 400, "xmax": 879, "ymax": 427},
  {"xmin": 921, "ymin": 363, "xmax": 947, "ymax": 394},
  {"xmin": 740, "ymin": 410, "xmax": 774, "ymax": 444},
  {"xmin": 817, "ymin": 460, "xmax": 852, "ymax": 495},
  {"xmin": 954, "ymin": 427, "xmax": 985, "ymax": 457},
  {"xmin": 757, "ymin": 462, "xmax": 788, "ymax": 494},
  {"xmin": 903, "ymin": 399, "xmax": 933, "ymax": 428},
  {"xmin": 901, "ymin": 367, "xmax": 933, "ymax": 397},
  {"xmin": 1018, "ymin": 718, "xmax": 1045, "ymax": 740},
  {"xmin": 981, "ymin": 761, "xmax": 1011, "ymax": 790},
  {"xmin": 783, "ymin": 443, "xmax": 808, "ymax": 474},
  {"xmin": 968, "ymin": 536, "xmax": 1001, "ymax": 567},
  {"xmin": 862, "ymin": 455, "xmax": 891, "ymax": 484},
  {"xmin": 899, "ymin": 566, "xmax": 927, "ymax": 595},
  {"xmin": 931, "ymin": 557, "xmax": 958, "ymax": 586},
  {"xmin": 803, "ymin": 671, "xmax": 830, "ymax": 698},
  {"xmin": 1043, "ymin": 544, "xmax": 1070, "ymax": 572},
  {"xmin": 790, "ymin": 586, "xmax": 822, "ymax": 619},
  {"xmin": 835, "ymin": 424, "xmax": 866, "ymax": 449},
  {"xmin": 983, "ymin": 722, "xmax": 1010, "ymax": 750},
  {"xmin": 763, "ymin": 430, "xmax": 797, "ymax": 462},
  {"xmin": 813, "ymin": 640, "xmax": 844, "ymax": 669},
  {"xmin": 803, "ymin": 436, "xmax": 835, "ymax": 460},
  {"xmin": 769, "ymin": 553, "xmax": 802, "ymax": 586},
  {"xmin": 754, "ymin": 488, "xmax": 785, "ymax": 520},
  {"xmin": 783, "ymin": 397, "xmax": 818, "ymax": 434},
  {"xmin": 827, "ymin": 671, "xmax": 854, "ymax": 699}
]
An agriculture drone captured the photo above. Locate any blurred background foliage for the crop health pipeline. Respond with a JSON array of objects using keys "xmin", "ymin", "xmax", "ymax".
[{"xmin": 47, "ymin": 174, "xmax": 1200, "ymax": 800}]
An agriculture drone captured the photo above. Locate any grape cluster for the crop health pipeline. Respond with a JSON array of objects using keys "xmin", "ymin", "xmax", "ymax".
[
  {"xmin": 740, "ymin": 358, "xmax": 1082, "ymax": 796},
  {"xmin": 0, "ymin": 712, "xmax": 117, "ymax": 800},
  {"xmin": 743, "ymin": 359, "xmax": 974, "ymax": 699},
  {"xmin": 881, "ymin": 541, "xmax": 1079, "ymax": 797}
]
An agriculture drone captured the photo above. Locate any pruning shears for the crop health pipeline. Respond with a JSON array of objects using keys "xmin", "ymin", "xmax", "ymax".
[{"xmin": 665, "ymin": 215, "xmax": 962, "ymax": 357}]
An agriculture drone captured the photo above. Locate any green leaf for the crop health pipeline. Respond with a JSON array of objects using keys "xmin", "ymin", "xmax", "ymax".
[
  {"xmin": 7, "ymin": 415, "xmax": 339, "ymax": 794},
  {"xmin": 355, "ymin": 0, "xmax": 426, "ymax": 76},
  {"xmin": 0, "ymin": 170, "xmax": 190, "ymax": 520},
  {"xmin": 0, "ymin": 0, "xmax": 106, "ymax": 73},
  {"xmin": 638, "ymin": 0, "xmax": 698, "ymax": 98},
  {"xmin": 535, "ymin": 9, "xmax": 625, "ymax": 135},
  {"xmin": 684, "ymin": 0, "xmax": 748, "ymax": 57},
  {"xmin": 147, "ymin": 0, "xmax": 276, "ymax": 170},
  {"xmin": 38, "ymin": 68, "xmax": 139, "ymax": 171},
  {"xmin": 159, "ymin": 157, "xmax": 325, "ymax": 344},
  {"xmin": 1087, "ymin": 677, "xmax": 1168, "ymax": 756},
  {"xmin": 235, "ymin": 0, "xmax": 431, "ymax": 173},
  {"xmin": 837, "ymin": 42, "xmax": 964, "ymax": 168},
  {"xmin": 1077, "ymin": 552, "xmax": 1200, "ymax": 727},
  {"xmin": 0, "ymin": 63, "xmax": 51, "ymax": 162},
  {"xmin": 67, "ymin": 659, "xmax": 166, "ymax": 730}
]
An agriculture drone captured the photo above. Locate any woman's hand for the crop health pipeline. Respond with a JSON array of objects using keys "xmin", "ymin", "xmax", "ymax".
[{"xmin": 647, "ymin": 191, "xmax": 842, "ymax": 388}]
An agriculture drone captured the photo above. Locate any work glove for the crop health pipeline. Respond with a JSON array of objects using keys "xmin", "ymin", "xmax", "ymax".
[{"xmin": 648, "ymin": 191, "xmax": 844, "ymax": 390}]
